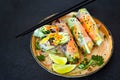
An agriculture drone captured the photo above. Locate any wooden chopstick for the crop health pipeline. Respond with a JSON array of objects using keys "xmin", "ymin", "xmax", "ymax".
[{"xmin": 16, "ymin": 0, "xmax": 96, "ymax": 38}]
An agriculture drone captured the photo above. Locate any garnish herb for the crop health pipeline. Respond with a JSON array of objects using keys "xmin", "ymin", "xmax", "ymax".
[
  {"xmin": 42, "ymin": 30, "xmax": 50, "ymax": 34},
  {"xmin": 78, "ymin": 55, "xmax": 104, "ymax": 69},
  {"xmin": 48, "ymin": 38, "xmax": 55, "ymax": 44},
  {"xmin": 72, "ymin": 14, "xmax": 76, "ymax": 17},
  {"xmin": 83, "ymin": 52, "xmax": 87, "ymax": 57},
  {"xmin": 35, "ymin": 41, "xmax": 40, "ymax": 50},
  {"xmin": 68, "ymin": 57, "xmax": 79, "ymax": 64},
  {"xmin": 78, "ymin": 58, "xmax": 89, "ymax": 69},
  {"xmin": 37, "ymin": 55, "xmax": 45, "ymax": 61},
  {"xmin": 71, "ymin": 26, "xmax": 74, "ymax": 34},
  {"xmin": 71, "ymin": 58, "xmax": 79, "ymax": 64}
]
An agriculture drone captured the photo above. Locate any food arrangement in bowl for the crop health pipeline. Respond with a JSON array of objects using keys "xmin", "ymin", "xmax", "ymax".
[{"xmin": 31, "ymin": 8, "xmax": 113, "ymax": 77}]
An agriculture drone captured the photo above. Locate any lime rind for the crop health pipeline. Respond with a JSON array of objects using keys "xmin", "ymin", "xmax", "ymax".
[
  {"xmin": 52, "ymin": 64, "xmax": 76, "ymax": 74},
  {"xmin": 49, "ymin": 54, "xmax": 67, "ymax": 65}
]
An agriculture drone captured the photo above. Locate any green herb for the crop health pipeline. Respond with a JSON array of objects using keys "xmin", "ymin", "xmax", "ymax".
[
  {"xmin": 91, "ymin": 55, "xmax": 104, "ymax": 66},
  {"xmin": 42, "ymin": 30, "xmax": 50, "ymax": 34},
  {"xmin": 41, "ymin": 27, "xmax": 50, "ymax": 34},
  {"xmin": 71, "ymin": 26, "xmax": 74, "ymax": 34},
  {"xmin": 71, "ymin": 58, "xmax": 79, "ymax": 64},
  {"xmin": 78, "ymin": 55, "xmax": 104, "ymax": 69},
  {"xmin": 83, "ymin": 50, "xmax": 87, "ymax": 56},
  {"xmin": 68, "ymin": 57, "xmax": 79, "ymax": 64},
  {"xmin": 48, "ymin": 38, "xmax": 55, "ymax": 44},
  {"xmin": 35, "ymin": 42, "xmax": 40, "ymax": 50},
  {"xmin": 72, "ymin": 14, "xmax": 76, "ymax": 17},
  {"xmin": 78, "ymin": 58, "xmax": 89, "ymax": 69},
  {"xmin": 36, "ymin": 55, "xmax": 45, "ymax": 61},
  {"xmin": 41, "ymin": 36, "xmax": 46, "ymax": 39}
]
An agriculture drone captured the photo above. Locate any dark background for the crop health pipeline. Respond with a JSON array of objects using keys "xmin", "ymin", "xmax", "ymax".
[{"xmin": 0, "ymin": 0, "xmax": 120, "ymax": 80}]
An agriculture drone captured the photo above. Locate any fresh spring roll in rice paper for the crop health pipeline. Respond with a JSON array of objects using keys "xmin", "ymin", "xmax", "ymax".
[
  {"xmin": 52, "ymin": 12, "xmax": 77, "ymax": 24},
  {"xmin": 34, "ymin": 25, "xmax": 59, "ymax": 39},
  {"xmin": 54, "ymin": 23, "xmax": 80, "ymax": 63},
  {"xmin": 76, "ymin": 8, "xmax": 103, "ymax": 46},
  {"xmin": 39, "ymin": 32, "xmax": 70, "ymax": 51},
  {"xmin": 67, "ymin": 18, "xmax": 93, "ymax": 54}
]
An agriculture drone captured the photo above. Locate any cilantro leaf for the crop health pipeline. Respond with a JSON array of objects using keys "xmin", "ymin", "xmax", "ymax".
[
  {"xmin": 35, "ymin": 41, "xmax": 40, "ymax": 50},
  {"xmin": 36, "ymin": 55, "xmax": 45, "ymax": 61}
]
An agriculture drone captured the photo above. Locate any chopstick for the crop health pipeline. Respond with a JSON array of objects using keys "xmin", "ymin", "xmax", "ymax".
[{"xmin": 16, "ymin": 0, "xmax": 96, "ymax": 38}]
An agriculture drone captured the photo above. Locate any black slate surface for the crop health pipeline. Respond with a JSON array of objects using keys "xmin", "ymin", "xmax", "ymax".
[{"xmin": 0, "ymin": 0, "xmax": 120, "ymax": 80}]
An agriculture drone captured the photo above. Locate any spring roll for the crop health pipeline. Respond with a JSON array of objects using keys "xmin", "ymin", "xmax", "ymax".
[
  {"xmin": 76, "ymin": 8, "xmax": 103, "ymax": 46},
  {"xmin": 39, "ymin": 32, "xmax": 70, "ymax": 51},
  {"xmin": 52, "ymin": 12, "xmax": 77, "ymax": 24},
  {"xmin": 67, "ymin": 18, "xmax": 93, "ymax": 54},
  {"xmin": 54, "ymin": 23, "xmax": 80, "ymax": 63}
]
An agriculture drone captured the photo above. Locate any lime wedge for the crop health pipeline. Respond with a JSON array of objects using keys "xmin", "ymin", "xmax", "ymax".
[
  {"xmin": 49, "ymin": 54, "xmax": 67, "ymax": 65},
  {"xmin": 52, "ymin": 64, "xmax": 76, "ymax": 74}
]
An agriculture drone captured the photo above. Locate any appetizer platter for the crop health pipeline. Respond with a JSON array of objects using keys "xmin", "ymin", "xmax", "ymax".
[{"xmin": 31, "ymin": 8, "xmax": 113, "ymax": 77}]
